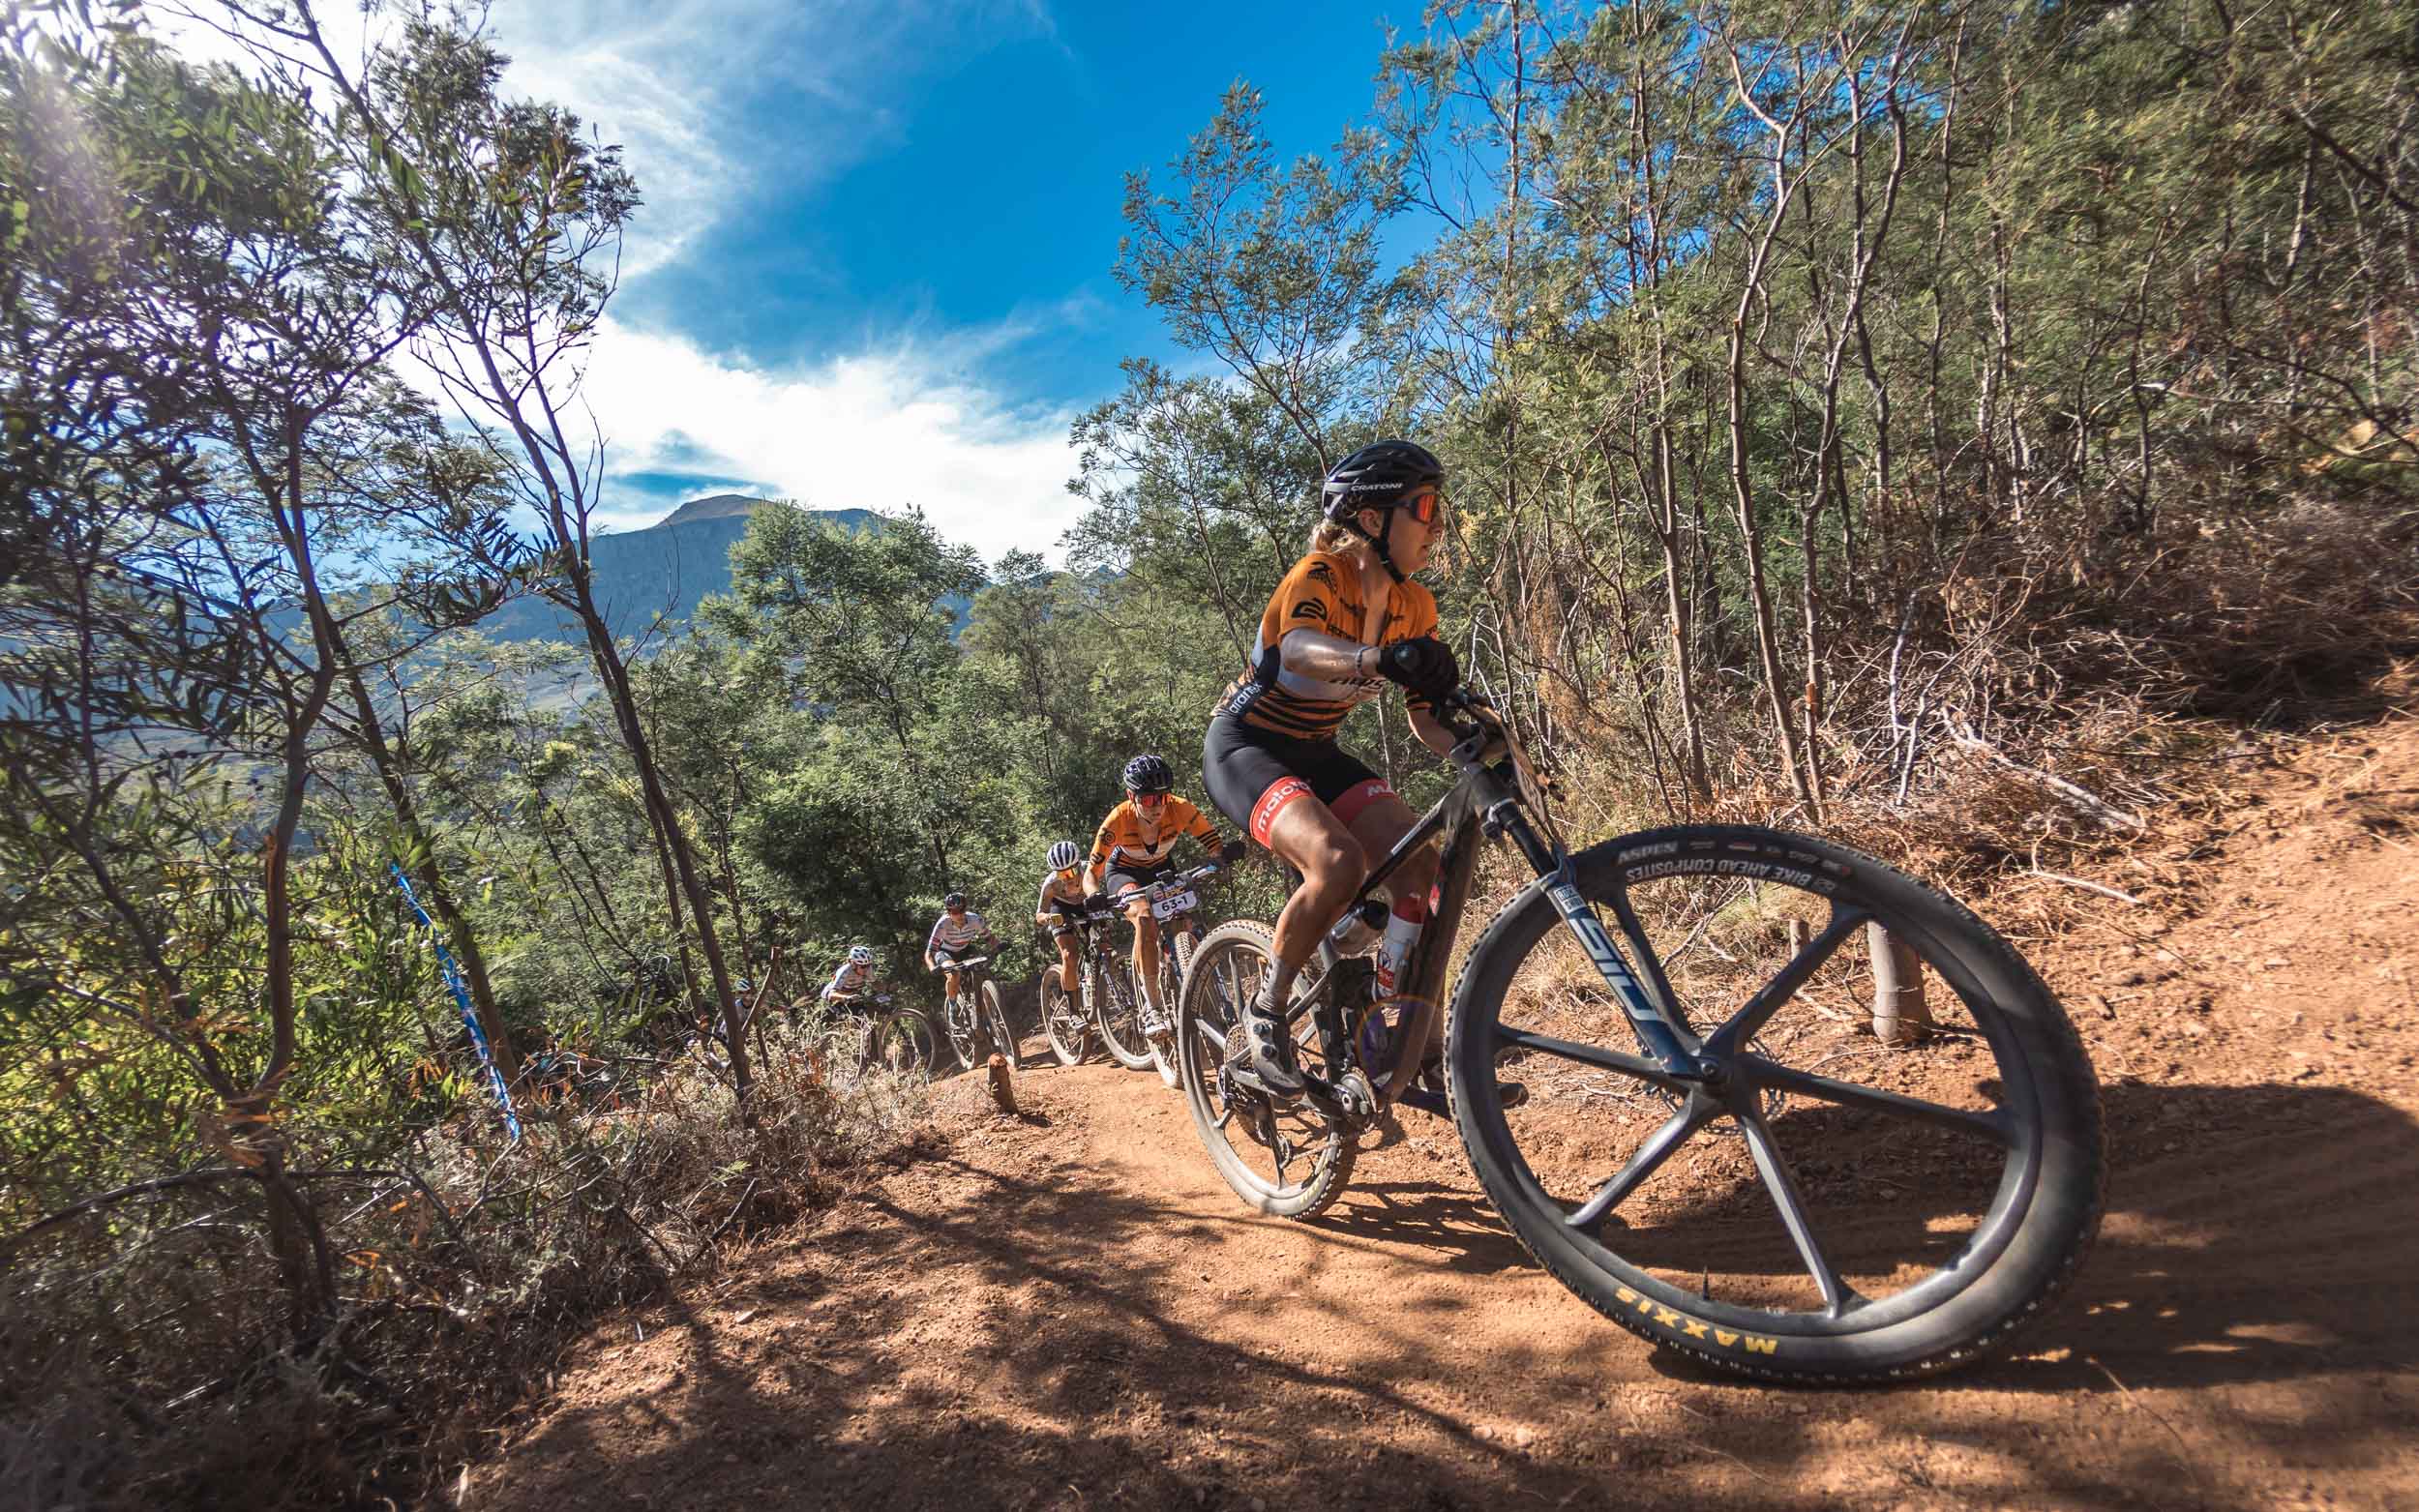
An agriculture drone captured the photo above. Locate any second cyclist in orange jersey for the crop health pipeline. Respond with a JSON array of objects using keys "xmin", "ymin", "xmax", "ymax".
[{"xmin": 1090, "ymin": 754, "xmax": 1241, "ymax": 1042}]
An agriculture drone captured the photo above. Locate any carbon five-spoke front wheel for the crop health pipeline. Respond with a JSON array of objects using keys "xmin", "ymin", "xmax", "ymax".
[{"xmin": 1448, "ymin": 826, "xmax": 2104, "ymax": 1382}]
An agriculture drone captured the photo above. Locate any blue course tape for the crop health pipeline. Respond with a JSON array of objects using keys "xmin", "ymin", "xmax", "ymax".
[{"xmin": 390, "ymin": 865, "xmax": 522, "ymax": 1143}]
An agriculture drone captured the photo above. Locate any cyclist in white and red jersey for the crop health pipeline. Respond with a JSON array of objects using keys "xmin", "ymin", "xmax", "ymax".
[
  {"xmin": 923, "ymin": 892, "xmax": 999, "ymax": 1003},
  {"xmin": 821, "ymin": 943, "xmax": 882, "ymax": 1004}
]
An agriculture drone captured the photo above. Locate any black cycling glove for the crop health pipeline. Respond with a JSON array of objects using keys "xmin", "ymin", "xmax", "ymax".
[
  {"xmin": 1218, "ymin": 838, "xmax": 1246, "ymax": 868},
  {"xmin": 1378, "ymin": 636, "xmax": 1460, "ymax": 701}
]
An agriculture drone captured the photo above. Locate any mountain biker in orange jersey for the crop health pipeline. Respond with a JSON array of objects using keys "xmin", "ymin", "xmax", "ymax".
[
  {"xmin": 1032, "ymin": 839, "xmax": 1095, "ymax": 999},
  {"xmin": 1198, "ymin": 440, "xmax": 1469, "ymax": 1098},
  {"xmin": 1088, "ymin": 756, "xmax": 1245, "ymax": 1038}
]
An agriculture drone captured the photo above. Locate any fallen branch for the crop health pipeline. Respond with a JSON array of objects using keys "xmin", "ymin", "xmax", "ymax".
[
  {"xmin": 4, "ymin": 1168, "xmax": 252, "ymax": 1249},
  {"xmin": 1952, "ymin": 724, "xmax": 2146, "ymax": 831},
  {"xmin": 686, "ymin": 1177, "xmax": 761, "ymax": 1269}
]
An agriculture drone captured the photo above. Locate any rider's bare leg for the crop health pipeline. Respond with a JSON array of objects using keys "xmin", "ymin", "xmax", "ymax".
[
  {"xmin": 1229, "ymin": 800, "xmax": 1364, "ymax": 1095},
  {"xmin": 1057, "ymin": 936, "xmax": 1082, "ymax": 995},
  {"xmin": 1263, "ymin": 797, "xmax": 1367, "ymax": 993},
  {"xmin": 1125, "ymin": 896, "xmax": 1164, "ymax": 1013}
]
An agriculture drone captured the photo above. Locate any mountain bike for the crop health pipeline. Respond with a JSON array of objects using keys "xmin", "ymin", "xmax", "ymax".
[
  {"xmin": 1175, "ymin": 688, "xmax": 2104, "ymax": 1382},
  {"xmin": 822, "ymin": 990, "xmax": 936, "ymax": 1080},
  {"xmin": 934, "ymin": 954, "xmax": 1020, "ymax": 1073},
  {"xmin": 1092, "ymin": 866, "xmax": 1219, "ymax": 1088},
  {"xmin": 519, "ymin": 1045, "xmax": 623, "ymax": 1112},
  {"xmin": 1142, "ymin": 864, "xmax": 1218, "ymax": 1087},
  {"xmin": 1037, "ymin": 909, "xmax": 1100, "ymax": 1066}
]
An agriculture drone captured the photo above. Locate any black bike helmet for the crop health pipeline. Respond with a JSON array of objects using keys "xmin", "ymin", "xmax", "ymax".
[
  {"xmin": 942, "ymin": 890, "xmax": 967, "ymax": 910},
  {"xmin": 1121, "ymin": 754, "xmax": 1175, "ymax": 794},
  {"xmin": 1320, "ymin": 440, "xmax": 1445, "ymax": 581}
]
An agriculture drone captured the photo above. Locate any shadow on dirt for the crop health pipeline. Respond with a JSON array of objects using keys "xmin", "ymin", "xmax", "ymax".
[
  {"xmin": 482, "ymin": 1079, "xmax": 2417, "ymax": 1511},
  {"xmin": 1596, "ymin": 1082, "xmax": 2419, "ymax": 1390}
]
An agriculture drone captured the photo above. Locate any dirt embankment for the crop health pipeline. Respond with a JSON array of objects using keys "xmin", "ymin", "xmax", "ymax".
[{"xmin": 463, "ymin": 724, "xmax": 2419, "ymax": 1512}]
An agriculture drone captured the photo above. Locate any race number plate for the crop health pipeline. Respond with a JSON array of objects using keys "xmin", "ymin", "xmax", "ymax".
[{"xmin": 1151, "ymin": 889, "xmax": 1198, "ymax": 919}]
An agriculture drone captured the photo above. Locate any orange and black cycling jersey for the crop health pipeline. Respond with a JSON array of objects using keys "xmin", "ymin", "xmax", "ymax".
[
  {"xmin": 1088, "ymin": 796, "xmax": 1218, "ymax": 880},
  {"xmin": 1211, "ymin": 550, "xmax": 1441, "ymax": 740}
]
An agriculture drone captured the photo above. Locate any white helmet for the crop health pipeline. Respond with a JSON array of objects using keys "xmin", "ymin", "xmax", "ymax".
[
  {"xmin": 1047, "ymin": 840, "xmax": 1081, "ymax": 872},
  {"xmin": 847, "ymin": 944, "xmax": 875, "ymax": 965}
]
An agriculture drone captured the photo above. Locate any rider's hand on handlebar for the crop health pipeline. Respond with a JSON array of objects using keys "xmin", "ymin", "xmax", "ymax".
[
  {"xmin": 1379, "ymin": 636, "xmax": 1460, "ymax": 701},
  {"xmin": 1217, "ymin": 838, "xmax": 1245, "ymax": 868}
]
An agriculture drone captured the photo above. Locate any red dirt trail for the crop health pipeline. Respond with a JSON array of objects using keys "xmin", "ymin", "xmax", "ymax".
[{"xmin": 463, "ymin": 724, "xmax": 2419, "ymax": 1512}]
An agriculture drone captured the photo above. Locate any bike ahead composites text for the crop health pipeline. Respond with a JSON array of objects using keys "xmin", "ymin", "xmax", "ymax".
[{"xmin": 1175, "ymin": 687, "xmax": 2105, "ymax": 1382}]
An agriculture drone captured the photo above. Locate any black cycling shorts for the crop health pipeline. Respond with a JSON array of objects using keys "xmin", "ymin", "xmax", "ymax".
[
  {"xmin": 1101, "ymin": 859, "xmax": 1172, "ymax": 904},
  {"xmin": 1202, "ymin": 714, "xmax": 1394, "ymax": 845},
  {"xmin": 1043, "ymin": 900, "xmax": 1091, "ymax": 940}
]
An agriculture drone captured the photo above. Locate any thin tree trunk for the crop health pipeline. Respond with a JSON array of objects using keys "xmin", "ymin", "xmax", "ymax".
[{"xmin": 334, "ymin": 654, "xmax": 519, "ymax": 1078}]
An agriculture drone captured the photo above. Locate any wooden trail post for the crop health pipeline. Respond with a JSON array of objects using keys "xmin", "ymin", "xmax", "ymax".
[
  {"xmin": 1784, "ymin": 917, "xmax": 1930, "ymax": 1043},
  {"xmin": 1868, "ymin": 923, "xmax": 1931, "ymax": 1045}
]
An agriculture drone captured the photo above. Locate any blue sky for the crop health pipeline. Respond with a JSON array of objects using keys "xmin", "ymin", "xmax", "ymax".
[{"xmin": 455, "ymin": 0, "xmax": 1423, "ymax": 558}]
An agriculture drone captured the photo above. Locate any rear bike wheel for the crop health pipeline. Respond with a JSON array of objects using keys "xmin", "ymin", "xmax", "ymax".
[
  {"xmin": 1447, "ymin": 825, "xmax": 2104, "ymax": 1382},
  {"xmin": 872, "ymin": 1009, "xmax": 937, "ymax": 1080},
  {"xmin": 1175, "ymin": 920, "xmax": 1355, "ymax": 1219},
  {"xmin": 979, "ymin": 980, "xmax": 1021, "ymax": 1070},
  {"xmin": 1093, "ymin": 959, "xmax": 1155, "ymax": 1071},
  {"xmin": 1040, "ymin": 972, "xmax": 1092, "ymax": 1064}
]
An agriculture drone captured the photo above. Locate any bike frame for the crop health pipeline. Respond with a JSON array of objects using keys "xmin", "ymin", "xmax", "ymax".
[
  {"xmin": 940, "ymin": 955, "xmax": 993, "ymax": 1012},
  {"xmin": 1070, "ymin": 913, "xmax": 1131, "ymax": 1007},
  {"xmin": 1276, "ymin": 696, "xmax": 1711, "ymax": 1112}
]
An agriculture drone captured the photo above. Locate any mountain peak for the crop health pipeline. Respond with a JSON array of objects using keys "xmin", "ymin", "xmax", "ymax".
[{"xmin": 654, "ymin": 492, "xmax": 769, "ymax": 529}]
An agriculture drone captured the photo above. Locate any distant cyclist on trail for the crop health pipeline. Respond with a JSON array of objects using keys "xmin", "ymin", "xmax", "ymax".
[
  {"xmin": 924, "ymin": 892, "xmax": 1000, "ymax": 1003},
  {"xmin": 1032, "ymin": 839, "xmax": 1097, "ymax": 1003},
  {"xmin": 821, "ymin": 943, "xmax": 882, "ymax": 1005},
  {"xmin": 1199, "ymin": 439, "xmax": 1467, "ymax": 1098},
  {"xmin": 1087, "ymin": 756, "xmax": 1243, "ymax": 1041}
]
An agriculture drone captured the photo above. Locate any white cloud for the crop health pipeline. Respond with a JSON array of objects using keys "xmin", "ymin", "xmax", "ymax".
[
  {"xmin": 577, "ymin": 318, "xmax": 1086, "ymax": 564},
  {"xmin": 149, "ymin": 1, "xmax": 1095, "ymax": 562},
  {"xmin": 156, "ymin": 0, "xmax": 1043, "ymax": 282},
  {"xmin": 486, "ymin": 0, "xmax": 1069, "ymax": 281},
  {"xmin": 483, "ymin": 0, "xmax": 817, "ymax": 281}
]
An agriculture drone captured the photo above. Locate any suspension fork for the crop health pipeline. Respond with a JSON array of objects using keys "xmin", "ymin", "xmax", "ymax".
[{"xmin": 1483, "ymin": 778, "xmax": 1707, "ymax": 1079}]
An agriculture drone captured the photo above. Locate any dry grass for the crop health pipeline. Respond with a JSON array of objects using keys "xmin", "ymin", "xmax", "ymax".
[{"xmin": 0, "ymin": 1016, "xmax": 930, "ymax": 1512}]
